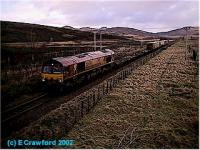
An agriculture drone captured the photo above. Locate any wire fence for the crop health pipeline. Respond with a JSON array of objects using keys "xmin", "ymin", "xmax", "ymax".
[{"xmin": 48, "ymin": 47, "xmax": 164, "ymax": 138}]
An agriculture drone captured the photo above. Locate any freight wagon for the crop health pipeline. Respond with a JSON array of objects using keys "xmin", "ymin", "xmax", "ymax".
[{"xmin": 146, "ymin": 40, "xmax": 169, "ymax": 50}]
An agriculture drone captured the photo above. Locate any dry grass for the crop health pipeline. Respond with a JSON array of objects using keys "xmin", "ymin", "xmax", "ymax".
[
  {"xmin": 63, "ymin": 41, "xmax": 198, "ymax": 148},
  {"xmin": 10, "ymin": 40, "xmax": 198, "ymax": 149}
]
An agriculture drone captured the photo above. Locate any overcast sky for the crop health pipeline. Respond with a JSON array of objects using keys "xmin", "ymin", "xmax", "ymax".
[{"xmin": 1, "ymin": 0, "xmax": 199, "ymax": 32}]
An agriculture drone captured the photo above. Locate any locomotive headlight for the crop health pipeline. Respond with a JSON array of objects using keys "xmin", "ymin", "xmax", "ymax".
[
  {"xmin": 58, "ymin": 78, "xmax": 63, "ymax": 82},
  {"xmin": 42, "ymin": 78, "xmax": 45, "ymax": 82}
]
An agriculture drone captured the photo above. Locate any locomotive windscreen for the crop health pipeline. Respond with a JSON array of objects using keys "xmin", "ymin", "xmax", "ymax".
[{"xmin": 42, "ymin": 60, "xmax": 63, "ymax": 74}]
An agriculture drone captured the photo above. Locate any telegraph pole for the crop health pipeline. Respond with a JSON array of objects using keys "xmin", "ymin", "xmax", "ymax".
[
  {"xmin": 94, "ymin": 31, "xmax": 97, "ymax": 51},
  {"xmin": 185, "ymin": 27, "xmax": 188, "ymax": 60},
  {"xmin": 140, "ymin": 40, "xmax": 143, "ymax": 48},
  {"xmin": 30, "ymin": 28, "xmax": 35, "ymax": 62},
  {"xmin": 184, "ymin": 27, "xmax": 190, "ymax": 60},
  {"xmin": 100, "ymin": 31, "xmax": 102, "ymax": 51}
]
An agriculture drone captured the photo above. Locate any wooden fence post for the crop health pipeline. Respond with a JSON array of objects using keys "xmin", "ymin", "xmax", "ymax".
[
  {"xmin": 117, "ymin": 74, "xmax": 120, "ymax": 84},
  {"xmin": 74, "ymin": 105, "xmax": 77, "ymax": 123},
  {"xmin": 89, "ymin": 93, "xmax": 92, "ymax": 107},
  {"xmin": 81, "ymin": 101, "xmax": 84, "ymax": 117},
  {"xmin": 102, "ymin": 83, "xmax": 105, "ymax": 95},
  {"xmin": 110, "ymin": 79, "xmax": 112, "ymax": 90},
  {"xmin": 93, "ymin": 92, "xmax": 96, "ymax": 106},
  {"xmin": 87, "ymin": 95, "xmax": 90, "ymax": 112},
  {"xmin": 106, "ymin": 81, "xmax": 108, "ymax": 93},
  {"xmin": 98, "ymin": 86, "xmax": 100, "ymax": 100}
]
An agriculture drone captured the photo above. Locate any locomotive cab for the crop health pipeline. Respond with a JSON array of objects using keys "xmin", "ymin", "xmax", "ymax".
[{"xmin": 41, "ymin": 60, "xmax": 64, "ymax": 83}]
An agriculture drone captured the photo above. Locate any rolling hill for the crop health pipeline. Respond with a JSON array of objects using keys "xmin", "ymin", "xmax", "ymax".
[
  {"xmin": 94, "ymin": 26, "xmax": 199, "ymax": 39},
  {"xmin": 1, "ymin": 21, "xmax": 126, "ymax": 43},
  {"xmin": 156, "ymin": 26, "xmax": 199, "ymax": 37},
  {"xmin": 1, "ymin": 21, "xmax": 199, "ymax": 43}
]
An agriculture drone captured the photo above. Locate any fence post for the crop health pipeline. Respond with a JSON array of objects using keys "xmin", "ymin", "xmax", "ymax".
[
  {"xmin": 98, "ymin": 86, "xmax": 100, "ymax": 100},
  {"xmin": 115, "ymin": 76, "xmax": 117, "ymax": 86},
  {"xmin": 102, "ymin": 83, "xmax": 105, "ymax": 95},
  {"xmin": 132, "ymin": 63, "xmax": 134, "ymax": 71},
  {"xmin": 135, "ymin": 61, "xmax": 138, "ymax": 68},
  {"xmin": 89, "ymin": 93, "xmax": 92, "ymax": 108},
  {"xmin": 110, "ymin": 79, "xmax": 112, "ymax": 90},
  {"xmin": 140, "ymin": 59, "xmax": 142, "ymax": 66},
  {"xmin": 124, "ymin": 71, "xmax": 126, "ymax": 79},
  {"xmin": 106, "ymin": 80, "xmax": 109, "ymax": 93},
  {"xmin": 81, "ymin": 101, "xmax": 84, "ymax": 117},
  {"xmin": 117, "ymin": 76, "xmax": 119, "ymax": 84},
  {"xmin": 87, "ymin": 95, "xmax": 90, "ymax": 112},
  {"xmin": 137, "ymin": 60, "xmax": 140, "ymax": 67},
  {"xmin": 74, "ymin": 105, "xmax": 77, "ymax": 123},
  {"xmin": 93, "ymin": 92, "xmax": 96, "ymax": 107}
]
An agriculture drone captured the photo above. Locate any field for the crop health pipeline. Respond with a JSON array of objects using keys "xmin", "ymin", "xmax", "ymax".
[
  {"xmin": 63, "ymin": 40, "xmax": 198, "ymax": 148},
  {"xmin": 9, "ymin": 39, "xmax": 198, "ymax": 148}
]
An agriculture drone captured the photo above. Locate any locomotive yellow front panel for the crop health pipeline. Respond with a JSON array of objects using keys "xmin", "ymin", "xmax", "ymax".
[{"xmin": 42, "ymin": 73, "xmax": 63, "ymax": 82}]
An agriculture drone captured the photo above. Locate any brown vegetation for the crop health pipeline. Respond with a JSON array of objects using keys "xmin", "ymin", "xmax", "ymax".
[
  {"xmin": 9, "ymin": 40, "xmax": 198, "ymax": 148},
  {"xmin": 63, "ymin": 40, "xmax": 198, "ymax": 148}
]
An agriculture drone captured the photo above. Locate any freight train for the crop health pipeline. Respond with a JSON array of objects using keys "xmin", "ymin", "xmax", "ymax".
[
  {"xmin": 41, "ymin": 49, "xmax": 114, "ymax": 87},
  {"xmin": 41, "ymin": 40, "xmax": 171, "ymax": 91}
]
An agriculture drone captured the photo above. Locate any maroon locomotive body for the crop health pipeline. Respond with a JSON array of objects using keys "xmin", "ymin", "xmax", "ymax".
[{"xmin": 41, "ymin": 49, "xmax": 114, "ymax": 83}]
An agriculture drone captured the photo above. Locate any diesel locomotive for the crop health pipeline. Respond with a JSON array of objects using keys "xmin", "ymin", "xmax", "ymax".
[{"xmin": 41, "ymin": 49, "xmax": 114, "ymax": 85}]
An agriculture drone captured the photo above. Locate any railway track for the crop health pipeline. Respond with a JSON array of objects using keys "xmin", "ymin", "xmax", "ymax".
[
  {"xmin": 2, "ymin": 93, "xmax": 47, "ymax": 123},
  {"xmin": 1, "ymin": 42, "xmax": 174, "ymax": 140}
]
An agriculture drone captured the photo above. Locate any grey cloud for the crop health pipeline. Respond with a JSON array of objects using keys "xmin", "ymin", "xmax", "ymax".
[{"xmin": 1, "ymin": 0, "xmax": 199, "ymax": 32}]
